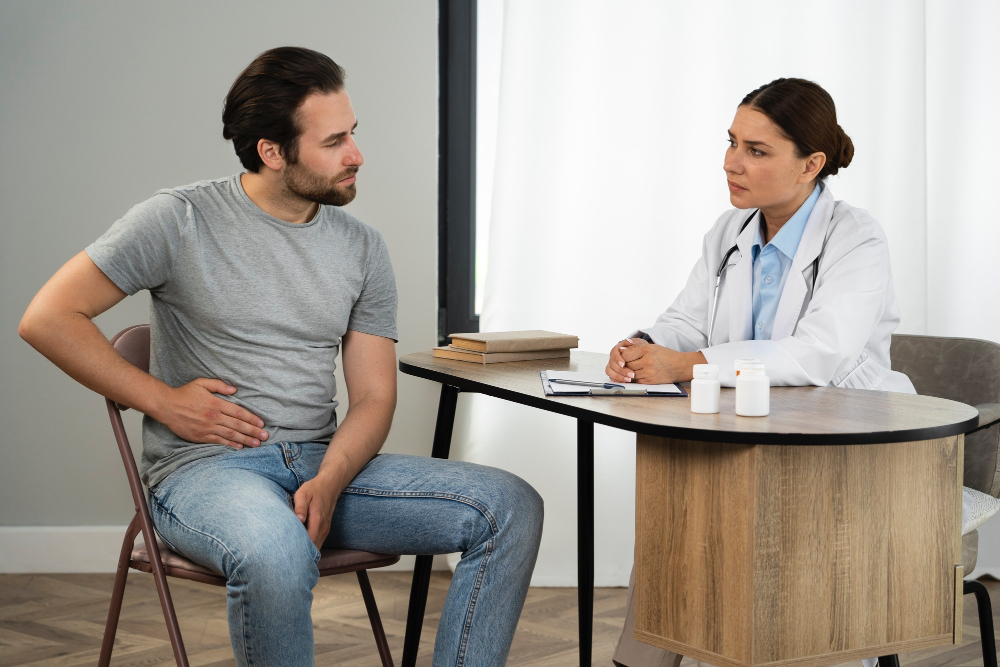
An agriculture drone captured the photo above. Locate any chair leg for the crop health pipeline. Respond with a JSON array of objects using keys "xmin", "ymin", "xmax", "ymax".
[
  {"xmin": 148, "ymin": 557, "xmax": 190, "ymax": 667},
  {"xmin": 877, "ymin": 655, "xmax": 900, "ymax": 667},
  {"xmin": 98, "ymin": 518, "xmax": 140, "ymax": 667},
  {"xmin": 965, "ymin": 579, "xmax": 998, "ymax": 667},
  {"xmin": 357, "ymin": 570, "xmax": 395, "ymax": 667}
]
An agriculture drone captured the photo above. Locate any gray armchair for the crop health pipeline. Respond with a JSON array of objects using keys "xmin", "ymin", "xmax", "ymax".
[{"xmin": 887, "ymin": 334, "xmax": 1000, "ymax": 667}]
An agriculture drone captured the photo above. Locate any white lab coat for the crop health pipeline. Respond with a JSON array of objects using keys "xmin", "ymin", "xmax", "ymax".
[
  {"xmin": 637, "ymin": 184, "xmax": 915, "ymax": 393},
  {"xmin": 616, "ymin": 186, "xmax": 922, "ymax": 667}
]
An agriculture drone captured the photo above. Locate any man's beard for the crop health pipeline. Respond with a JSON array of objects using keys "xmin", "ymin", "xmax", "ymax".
[{"xmin": 282, "ymin": 162, "xmax": 358, "ymax": 207}]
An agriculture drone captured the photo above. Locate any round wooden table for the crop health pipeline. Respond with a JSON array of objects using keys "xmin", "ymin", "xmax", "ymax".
[{"xmin": 399, "ymin": 350, "xmax": 979, "ymax": 667}]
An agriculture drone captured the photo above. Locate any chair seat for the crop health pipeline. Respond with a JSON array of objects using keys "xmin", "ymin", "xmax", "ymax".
[{"xmin": 130, "ymin": 539, "xmax": 401, "ymax": 586}]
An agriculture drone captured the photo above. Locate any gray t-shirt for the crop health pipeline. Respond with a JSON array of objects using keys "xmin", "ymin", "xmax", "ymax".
[{"xmin": 86, "ymin": 174, "xmax": 397, "ymax": 488}]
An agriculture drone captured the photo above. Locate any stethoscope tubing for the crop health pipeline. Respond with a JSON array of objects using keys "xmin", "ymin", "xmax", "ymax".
[
  {"xmin": 707, "ymin": 209, "xmax": 758, "ymax": 347},
  {"xmin": 705, "ymin": 208, "xmax": 823, "ymax": 348}
]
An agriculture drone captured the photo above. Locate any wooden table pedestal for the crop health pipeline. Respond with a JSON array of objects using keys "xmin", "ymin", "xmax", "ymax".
[{"xmin": 634, "ymin": 434, "xmax": 965, "ymax": 667}]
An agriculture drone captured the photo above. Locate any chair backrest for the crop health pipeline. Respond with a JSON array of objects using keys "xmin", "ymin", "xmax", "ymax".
[
  {"xmin": 106, "ymin": 325, "xmax": 153, "ymax": 517},
  {"xmin": 110, "ymin": 324, "xmax": 151, "ymax": 409},
  {"xmin": 891, "ymin": 334, "xmax": 1000, "ymax": 495}
]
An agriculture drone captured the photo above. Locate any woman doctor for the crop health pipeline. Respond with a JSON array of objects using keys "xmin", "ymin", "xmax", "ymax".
[
  {"xmin": 610, "ymin": 78, "xmax": 913, "ymax": 667},
  {"xmin": 605, "ymin": 77, "xmax": 914, "ymax": 394}
]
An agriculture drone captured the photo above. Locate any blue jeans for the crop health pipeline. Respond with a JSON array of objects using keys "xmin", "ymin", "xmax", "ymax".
[{"xmin": 147, "ymin": 443, "xmax": 544, "ymax": 667}]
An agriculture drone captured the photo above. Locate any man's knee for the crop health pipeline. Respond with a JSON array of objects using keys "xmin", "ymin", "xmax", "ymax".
[
  {"xmin": 474, "ymin": 467, "xmax": 544, "ymax": 545},
  {"xmin": 226, "ymin": 523, "xmax": 320, "ymax": 596}
]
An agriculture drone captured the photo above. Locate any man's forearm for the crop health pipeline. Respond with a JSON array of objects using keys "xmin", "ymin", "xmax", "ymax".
[
  {"xmin": 315, "ymin": 394, "xmax": 395, "ymax": 492},
  {"xmin": 20, "ymin": 307, "xmax": 173, "ymax": 419}
]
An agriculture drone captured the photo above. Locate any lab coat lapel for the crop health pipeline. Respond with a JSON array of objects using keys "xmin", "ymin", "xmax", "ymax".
[
  {"xmin": 772, "ymin": 186, "xmax": 834, "ymax": 339},
  {"xmin": 727, "ymin": 215, "xmax": 756, "ymax": 342}
]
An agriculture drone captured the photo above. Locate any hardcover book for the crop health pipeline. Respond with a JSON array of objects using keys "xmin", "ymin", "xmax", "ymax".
[
  {"xmin": 433, "ymin": 346, "xmax": 572, "ymax": 364},
  {"xmin": 447, "ymin": 330, "xmax": 579, "ymax": 353}
]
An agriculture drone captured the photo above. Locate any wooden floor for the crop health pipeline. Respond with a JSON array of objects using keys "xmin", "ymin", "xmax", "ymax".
[{"xmin": 0, "ymin": 571, "xmax": 996, "ymax": 666}]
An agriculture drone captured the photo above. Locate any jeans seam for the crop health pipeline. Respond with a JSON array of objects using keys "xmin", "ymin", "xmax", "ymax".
[
  {"xmin": 148, "ymin": 490, "xmax": 245, "ymax": 573},
  {"xmin": 146, "ymin": 493, "xmax": 184, "ymax": 555},
  {"xmin": 457, "ymin": 536, "xmax": 494, "ymax": 667},
  {"xmin": 150, "ymin": 492, "xmax": 256, "ymax": 664},
  {"xmin": 341, "ymin": 486, "xmax": 500, "ymax": 666},
  {"xmin": 283, "ymin": 442, "xmax": 302, "ymax": 462},
  {"xmin": 241, "ymin": 576, "xmax": 253, "ymax": 667},
  {"xmin": 340, "ymin": 488, "xmax": 501, "ymax": 532},
  {"xmin": 235, "ymin": 555, "xmax": 254, "ymax": 667},
  {"xmin": 281, "ymin": 442, "xmax": 308, "ymax": 485}
]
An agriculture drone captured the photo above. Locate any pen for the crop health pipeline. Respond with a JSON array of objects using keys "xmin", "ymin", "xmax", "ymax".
[{"xmin": 549, "ymin": 379, "xmax": 625, "ymax": 390}]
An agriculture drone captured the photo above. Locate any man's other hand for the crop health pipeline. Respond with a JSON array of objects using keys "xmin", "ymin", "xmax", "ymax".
[
  {"xmin": 293, "ymin": 477, "xmax": 338, "ymax": 549},
  {"xmin": 157, "ymin": 379, "xmax": 268, "ymax": 449}
]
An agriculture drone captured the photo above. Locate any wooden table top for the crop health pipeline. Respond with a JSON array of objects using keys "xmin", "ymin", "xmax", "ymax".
[{"xmin": 399, "ymin": 350, "xmax": 980, "ymax": 445}]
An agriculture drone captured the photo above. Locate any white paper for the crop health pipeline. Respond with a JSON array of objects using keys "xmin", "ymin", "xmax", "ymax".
[{"xmin": 544, "ymin": 371, "xmax": 682, "ymax": 395}]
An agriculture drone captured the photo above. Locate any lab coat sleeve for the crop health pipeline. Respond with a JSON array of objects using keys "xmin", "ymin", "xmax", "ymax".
[
  {"xmin": 702, "ymin": 212, "xmax": 892, "ymax": 387},
  {"xmin": 633, "ymin": 228, "xmax": 716, "ymax": 351}
]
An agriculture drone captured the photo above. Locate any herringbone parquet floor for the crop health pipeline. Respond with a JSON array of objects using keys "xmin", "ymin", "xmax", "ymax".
[{"xmin": 0, "ymin": 571, "xmax": 997, "ymax": 666}]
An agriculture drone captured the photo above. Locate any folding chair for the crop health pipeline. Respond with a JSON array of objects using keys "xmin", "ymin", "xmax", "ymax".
[{"xmin": 97, "ymin": 324, "xmax": 399, "ymax": 667}]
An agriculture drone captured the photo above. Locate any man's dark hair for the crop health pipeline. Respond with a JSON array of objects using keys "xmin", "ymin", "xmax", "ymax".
[{"xmin": 223, "ymin": 47, "xmax": 346, "ymax": 172}]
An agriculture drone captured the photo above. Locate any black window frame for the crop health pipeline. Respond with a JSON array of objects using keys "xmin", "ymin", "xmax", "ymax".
[{"xmin": 437, "ymin": 0, "xmax": 478, "ymax": 345}]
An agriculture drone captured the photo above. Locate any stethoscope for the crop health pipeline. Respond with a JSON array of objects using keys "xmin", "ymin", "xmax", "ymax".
[{"xmin": 706, "ymin": 209, "xmax": 822, "ymax": 346}]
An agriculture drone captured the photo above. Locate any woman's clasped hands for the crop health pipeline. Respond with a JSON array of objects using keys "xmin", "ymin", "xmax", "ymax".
[{"xmin": 605, "ymin": 338, "xmax": 707, "ymax": 385}]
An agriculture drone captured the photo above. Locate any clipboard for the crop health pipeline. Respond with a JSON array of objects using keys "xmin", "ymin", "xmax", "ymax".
[{"xmin": 540, "ymin": 371, "xmax": 688, "ymax": 397}]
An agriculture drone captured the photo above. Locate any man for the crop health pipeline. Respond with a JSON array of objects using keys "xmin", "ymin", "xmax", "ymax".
[{"xmin": 19, "ymin": 46, "xmax": 542, "ymax": 667}]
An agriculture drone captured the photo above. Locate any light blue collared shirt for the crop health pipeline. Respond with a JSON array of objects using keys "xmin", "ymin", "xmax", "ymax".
[{"xmin": 750, "ymin": 184, "xmax": 821, "ymax": 340}]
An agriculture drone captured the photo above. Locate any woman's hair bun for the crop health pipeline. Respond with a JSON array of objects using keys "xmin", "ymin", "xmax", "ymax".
[
  {"xmin": 741, "ymin": 78, "xmax": 852, "ymax": 180},
  {"xmin": 835, "ymin": 125, "xmax": 854, "ymax": 171}
]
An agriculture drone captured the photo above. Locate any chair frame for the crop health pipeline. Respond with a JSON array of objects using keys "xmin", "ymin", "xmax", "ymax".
[
  {"xmin": 97, "ymin": 325, "xmax": 397, "ymax": 667},
  {"xmin": 882, "ymin": 333, "xmax": 1000, "ymax": 667}
]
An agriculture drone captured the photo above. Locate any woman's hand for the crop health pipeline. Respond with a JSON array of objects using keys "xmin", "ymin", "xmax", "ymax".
[
  {"xmin": 606, "ymin": 338, "xmax": 647, "ymax": 382},
  {"xmin": 620, "ymin": 344, "xmax": 708, "ymax": 384}
]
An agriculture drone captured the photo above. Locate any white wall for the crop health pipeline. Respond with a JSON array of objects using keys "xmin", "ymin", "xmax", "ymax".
[{"xmin": 0, "ymin": 0, "xmax": 440, "ymax": 562}]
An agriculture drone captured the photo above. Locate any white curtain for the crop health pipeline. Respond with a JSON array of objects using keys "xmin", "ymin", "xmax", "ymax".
[
  {"xmin": 925, "ymin": 1, "xmax": 1000, "ymax": 576},
  {"xmin": 452, "ymin": 0, "xmax": 1000, "ymax": 586}
]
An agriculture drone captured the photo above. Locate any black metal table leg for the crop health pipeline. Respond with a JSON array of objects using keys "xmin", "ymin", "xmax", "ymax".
[
  {"xmin": 965, "ymin": 579, "xmax": 998, "ymax": 667},
  {"xmin": 402, "ymin": 384, "xmax": 460, "ymax": 667},
  {"xmin": 578, "ymin": 420, "xmax": 595, "ymax": 666}
]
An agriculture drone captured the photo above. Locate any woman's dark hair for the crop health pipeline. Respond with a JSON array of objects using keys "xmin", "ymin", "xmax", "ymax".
[
  {"xmin": 741, "ymin": 78, "xmax": 853, "ymax": 180},
  {"xmin": 223, "ymin": 47, "xmax": 346, "ymax": 172}
]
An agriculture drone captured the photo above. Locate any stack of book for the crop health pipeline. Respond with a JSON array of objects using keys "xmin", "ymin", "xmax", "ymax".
[{"xmin": 433, "ymin": 330, "xmax": 579, "ymax": 364}]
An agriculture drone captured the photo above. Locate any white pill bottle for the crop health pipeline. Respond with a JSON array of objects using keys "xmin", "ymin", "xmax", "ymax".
[
  {"xmin": 734, "ymin": 357, "xmax": 760, "ymax": 377},
  {"xmin": 735, "ymin": 361, "xmax": 770, "ymax": 417},
  {"xmin": 690, "ymin": 364, "xmax": 720, "ymax": 414}
]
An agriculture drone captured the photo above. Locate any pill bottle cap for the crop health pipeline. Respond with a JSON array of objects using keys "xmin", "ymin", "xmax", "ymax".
[
  {"xmin": 735, "ymin": 358, "xmax": 761, "ymax": 374},
  {"xmin": 693, "ymin": 364, "xmax": 719, "ymax": 379},
  {"xmin": 740, "ymin": 361, "xmax": 767, "ymax": 376}
]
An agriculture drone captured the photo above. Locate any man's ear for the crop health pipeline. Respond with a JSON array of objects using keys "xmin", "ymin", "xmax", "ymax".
[
  {"xmin": 800, "ymin": 151, "xmax": 826, "ymax": 183},
  {"xmin": 257, "ymin": 138, "xmax": 286, "ymax": 172}
]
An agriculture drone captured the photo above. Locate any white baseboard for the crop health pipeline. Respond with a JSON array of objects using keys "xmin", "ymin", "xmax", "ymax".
[
  {"xmin": 0, "ymin": 526, "xmax": 448, "ymax": 574},
  {"xmin": 0, "ymin": 526, "xmax": 129, "ymax": 573}
]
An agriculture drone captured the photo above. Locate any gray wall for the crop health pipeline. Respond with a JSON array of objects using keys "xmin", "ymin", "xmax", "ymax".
[{"xmin": 0, "ymin": 0, "xmax": 440, "ymax": 525}]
